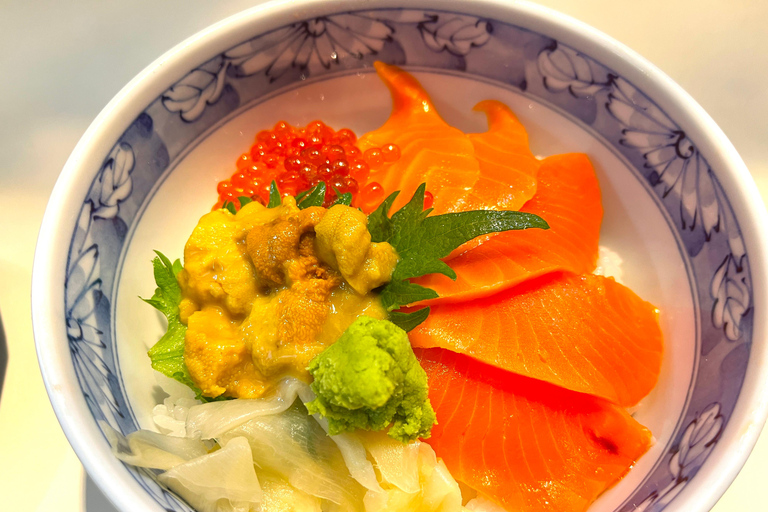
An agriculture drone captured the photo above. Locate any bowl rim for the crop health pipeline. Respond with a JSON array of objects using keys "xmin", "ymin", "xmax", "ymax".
[{"xmin": 32, "ymin": 0, "xmax": 768, "ymax": 511}]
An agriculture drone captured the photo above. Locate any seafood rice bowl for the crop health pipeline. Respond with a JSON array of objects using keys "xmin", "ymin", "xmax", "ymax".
[{"xmin": 32, "ymin": 1, "xmax": 768, "ymax": 512}]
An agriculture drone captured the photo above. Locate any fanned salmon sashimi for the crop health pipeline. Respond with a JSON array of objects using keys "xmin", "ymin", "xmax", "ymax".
[
  {"xmin": 418, "ymin": 348, "xmax": 653, "ymax": 512},
  {"xmin": 440, "ymin": 100, "xmax": 542, "ymax": 256},
  {"xmin": 461, "ymin": 100, "xmax": 540, "ymax": 213},
  {"xmin": 415, "ymin": 152, "xmax": 602, "ymax": 304},
  {"xmin": 356, "ymin": 62, "xmax": 480, "ymax": 214},
  {"xmin": 410, "ymin": 273, "xmax": 663, "ymax": 407}
]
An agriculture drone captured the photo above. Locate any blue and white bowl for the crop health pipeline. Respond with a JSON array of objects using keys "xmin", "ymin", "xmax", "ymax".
[{"xmin": 32, "ymin": 1, "xmax": 768, "ymax": 511}]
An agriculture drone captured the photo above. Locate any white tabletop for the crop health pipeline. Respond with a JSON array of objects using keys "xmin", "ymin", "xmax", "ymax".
[{"xmin": 1, "ymin": 1, "xmax": 765, "ymax": 510}]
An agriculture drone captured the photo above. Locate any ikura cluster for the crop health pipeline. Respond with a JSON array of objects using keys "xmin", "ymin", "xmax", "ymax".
[{"xmin": 214, "ymin": 120, "xmax": 401, "ymax": 210}]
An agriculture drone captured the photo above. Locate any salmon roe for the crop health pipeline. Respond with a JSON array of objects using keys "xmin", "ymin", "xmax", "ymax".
[{"xmin": 214, "ymin": 120, "xmax": 400, "ymax": 210}]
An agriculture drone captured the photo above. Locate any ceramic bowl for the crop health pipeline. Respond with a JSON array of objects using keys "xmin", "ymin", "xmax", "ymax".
[{"xmin": 32, "ymin": 0, "xmax": 768, "ymax": 511}]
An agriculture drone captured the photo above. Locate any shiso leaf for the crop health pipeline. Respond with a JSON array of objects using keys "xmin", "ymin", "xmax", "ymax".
[
  {"xmin": 143, "ymin": 251, "xmax": 227, "ymax": 403},
  {"xmin": 222, "ymin": 201, "xmax": 237, "ymax": 215},
  {"xmin": 332, "ymin": 187, "xmax": 353, "ymax": 206},
  {"xmin": 297, "ymin": 181, "xmax": 326, "ymax": 209},
  {"xmin": 367, "ymin": 191, "xmax": 398, "ymax": 244},
  {"xmin": 379, "ymin": 280, "xmax": 438, "ymax": 312},
  {"xmin": 388, "ymin": 309, "xmax": 431, "ymax": 333},
  {"xmin": 369, "ymin": 184, "xmax": 549, "ymax": 330},
  {"xmin": 267, "ymin": 181, "xmax": 281, "ymax": 208}
]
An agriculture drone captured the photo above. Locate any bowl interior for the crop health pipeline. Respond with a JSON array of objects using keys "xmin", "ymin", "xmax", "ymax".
[
  {"xmin": 44, "ymin": 4, "xmax": 758, "ymax": 512},
  {"xmin": 115, "ymin": 71, "xmax": 693, "ymax": 511}
]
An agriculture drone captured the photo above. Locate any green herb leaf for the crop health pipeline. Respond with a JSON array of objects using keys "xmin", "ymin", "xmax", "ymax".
[
  {"xmin": 143, "ymin": 251, "xmax": 229, "ymax": 403},
  {"xmin": 379, "ymin": 280, "xmax": 437, "ymax": 312},
  {"xmin": 331, "ymin": 187, "xmax": 353, "ymax": 206},
  {"xmin": 297, "ymin": 182, "xmax": 326, "ymax": 209},
  {"xmin": 389, "ymin": 308, "xmax": 431, "ymax": 332},
  {"xmin": 141, "ymin": 251, "xmax": 182, "ymax": 313},
  {"xmin": 171, "ymin": 257, "xmax": 183, "ymax": 276},
  {"xmin": 267, "ymin": 181, "xmax": 281, "ymax": 208},
  {"xmin": 237, "ymin": 196, "xmax": 253, "ymax": 208},
  {"xmin": 374, "ymin": 184, "xmax": 549, "ymax": 281},
  {"xmin": 372, "ymin": 184, "xmax": 548, "ymax": 329},
  {"xmin": 222, "ymin": 201, "xmax": 237, "ymax": 215},
  {"xmin": 368, "ymin": 191, "xmax": 399, "ymax": 243}
]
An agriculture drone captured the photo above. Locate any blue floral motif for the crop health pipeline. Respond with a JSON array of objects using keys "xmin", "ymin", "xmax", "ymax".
[
  {"xmin": 65, "ymin": 142, "xmax": 137, "ymax": 431},
  {"xmin": 608, "ymin": 81, "xmax": 718, "ymax": 237},
  {"xmin": 162, "ymin": 60, "xmax": 230, "ymax": 122},
  {"xmin": 635, "ymin": 404, "xmax": 723, "ymax": 512},
  {"xmin": 225, "ymin": 14, "xmax": 394, "ymax": 79},
  {"xmin": 162, "ymin": 13, "xmax": 396, "ymax": 122},
  {"xmin": 416, "ymin": 13, "xmax": 491, "ymax": 56},
  {"xmin": 93, "ymin": 143, "xmax": 135, "ymax": 219},
  {"xmin": 712, "ymin": 252, "xmax": 751, "ymax": 341},
  {"xmin": 63, "ymin": 8, "xmax": 755, "ymax": 512},
  {"xmin": 538, "ymin": 43, "xmax": 725, "ymax": 242},
  {"xmin": 66, "ymin": 213, "xmax": 119, "ymax": 429},
  {"xmin": 161, "ymin": 11, "xmax": 492, "ymax": 122},
  {"xmin": 537, "ymin": 42, "xmax": 610, "ymax": 97}
]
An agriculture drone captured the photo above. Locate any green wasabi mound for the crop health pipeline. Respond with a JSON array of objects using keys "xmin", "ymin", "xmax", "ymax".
[{"xmin": 306, "ymin": 316, "xmax": 436, "ymax": 443}]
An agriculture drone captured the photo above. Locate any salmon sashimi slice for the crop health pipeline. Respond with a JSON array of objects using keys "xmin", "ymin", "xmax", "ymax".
[
  {"xmin": 441, "ymin": 100, "xmax": 542, "ymax": 256},
  {"xmin": 416, "ymin": 152, "xmax": 602, "ymax": 304},
  {"xmin": 356, "ymin": 62, "xmax": 480, "ymax": 214},
  {"xmin": 461, "ymin": 100, "xmax": 540, "ymax": 213},
  {"xmin": 410, "ymin": 273, "xmax": 663, "ymax": 407},
  {"xmin": 418, "ymin": 348, "xmax": 653, "ymax": 512}
]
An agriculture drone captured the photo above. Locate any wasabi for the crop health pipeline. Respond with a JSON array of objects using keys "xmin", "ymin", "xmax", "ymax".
[{"xmin": 306, "ymin": 316, "xmax": 436, "ymax": 443}]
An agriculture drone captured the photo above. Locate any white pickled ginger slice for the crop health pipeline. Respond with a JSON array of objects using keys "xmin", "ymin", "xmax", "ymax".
[
  {"xmin": 302, "ymin": 392, "xmax": 381, "ymax": 493},
  {"xmin": 186, "ymin": 377, "xmax": 307, "ymax": 438},
  {"xmin": 324, "ymin": 428, "xmax": 383, "ymax": 493},
  {"xmin": 219, "ymin": 403, "xmax": 365, "ymax": 511},
  {"xmin": 419, "ymin": 444, "xmax": 462, "ymax": 512},
  {"xmin": 363, "ymin": 442, "xmax": 463, "ymax": 512},
  {"xmin": 154, "ymin": 396, "xmax": 200, "ymax": 437},
  {"xmin": 260, "ymin": 473, "xmax": 322, "ymax": 512},
  {"xmin": 104, "ymin": 423, "xmax": 208, "ymax": 470},
  {"xmin": 159, "ymin": 436, "xmax": 262, "ymax": 512},
  {"xmin": 356, "ymin": 430, "xmax": 420, "ymax": 493}
]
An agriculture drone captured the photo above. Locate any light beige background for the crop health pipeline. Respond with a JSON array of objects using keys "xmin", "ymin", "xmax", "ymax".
[{"xmin": 0, "ymin": 1, "xmax": 765, "ymax": 510}]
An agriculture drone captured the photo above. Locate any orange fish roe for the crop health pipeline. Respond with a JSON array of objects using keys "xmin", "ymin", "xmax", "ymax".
[{"xmin": 214, "ymin": 120, "xmax": 401, "ymax": 210}]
